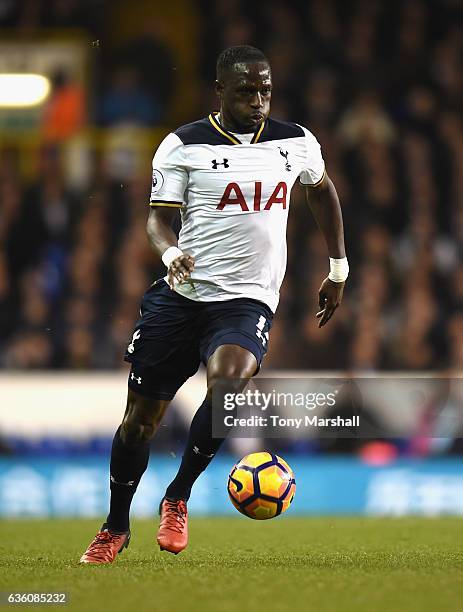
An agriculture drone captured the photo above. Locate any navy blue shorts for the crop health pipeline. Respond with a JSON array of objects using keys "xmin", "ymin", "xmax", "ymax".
[{"xmin": 124, "ymin": 279, "xmax": 273, "ymax": 400}]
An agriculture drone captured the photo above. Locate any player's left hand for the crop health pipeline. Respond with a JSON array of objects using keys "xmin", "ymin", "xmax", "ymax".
[{"xmin": 316, "ymin": 277, "xmax": 344, "ymax": 328}]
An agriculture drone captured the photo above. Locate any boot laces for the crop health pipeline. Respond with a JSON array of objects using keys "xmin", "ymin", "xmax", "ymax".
[
  {"xmin": 162, "ymin": 499, "xmax": 187, "ymax": 533},
  {"xmin": 84, "ymin": 530, "xmax": 123, "ymax": 562}
]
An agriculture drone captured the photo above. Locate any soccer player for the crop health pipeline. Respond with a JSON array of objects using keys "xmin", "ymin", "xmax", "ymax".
[{"xmin": 80, "ymin": 45, "xmax": 348, "ymax": 563}]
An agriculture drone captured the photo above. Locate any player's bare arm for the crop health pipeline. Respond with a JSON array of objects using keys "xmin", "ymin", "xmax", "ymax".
[
  {"xmin": 146, "ymin": 207, "xmax": 195, "ymax": 289},
  {"xmin": 305, "ymin": 174, "xmax": 347, "ymax": 328}
]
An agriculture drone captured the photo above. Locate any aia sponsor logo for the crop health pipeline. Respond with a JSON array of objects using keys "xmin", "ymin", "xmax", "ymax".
[{"xmin": 217, "ymin": 181, "xmax": 288, "ymax": 211}]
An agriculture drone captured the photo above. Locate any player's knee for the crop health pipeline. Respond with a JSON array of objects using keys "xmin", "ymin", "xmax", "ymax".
[
  {"xmin": 209, "ymin": 351, "xmax": 257, "ymax": 382},
  {"xmin": 120, "ymin": 393, "xmax": 169, "ymax": 448},
  {"xmin": 207, "ymin": 363, "xmax": 253, "ymax": 397},
  {"xmin": 120, "ymin": 415, "xmax": 156, "ymax": 448}
]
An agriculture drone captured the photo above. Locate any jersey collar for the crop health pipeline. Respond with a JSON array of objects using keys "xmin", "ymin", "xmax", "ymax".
[{"xmin": 208, "ymin": 113, "xmax": 266, "ymax": 145}]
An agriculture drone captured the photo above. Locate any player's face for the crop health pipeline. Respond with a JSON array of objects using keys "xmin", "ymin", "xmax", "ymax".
[{"xmin": 217, "ymin": 62, "xmax": 272, "ymax": 132}]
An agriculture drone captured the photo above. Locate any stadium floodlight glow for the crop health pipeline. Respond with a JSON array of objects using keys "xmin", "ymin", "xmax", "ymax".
[{"xmin": 0, "ymin": 74, "xmax": 51, "ymax": 107}]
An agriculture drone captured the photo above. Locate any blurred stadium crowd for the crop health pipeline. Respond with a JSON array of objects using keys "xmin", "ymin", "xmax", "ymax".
[{"xmin": 1, "ymin": 0, "xmax": 462, "ymax": 372}]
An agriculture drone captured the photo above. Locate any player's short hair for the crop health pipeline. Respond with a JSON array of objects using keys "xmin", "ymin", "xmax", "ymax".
[{"xmin": 216, "ymin": 45, "xmax": 269, "ymax": 80}]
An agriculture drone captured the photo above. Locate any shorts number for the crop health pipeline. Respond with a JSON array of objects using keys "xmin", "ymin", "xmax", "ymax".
[{"xmin": 255, "ymin": 315, "xmax": 269, "ymax": 347}]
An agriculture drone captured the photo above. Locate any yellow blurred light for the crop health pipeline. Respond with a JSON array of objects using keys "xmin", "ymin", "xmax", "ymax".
[{"xmin": 0, "ymin": 74, "xmax": 51, "ymax": 107}]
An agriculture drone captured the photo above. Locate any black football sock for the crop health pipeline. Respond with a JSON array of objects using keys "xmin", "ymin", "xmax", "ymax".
[
  {"xmin": 106, "ymin": 425, "xmax": 150, "ymax": 533},
  {"xmin": 165, "ymin": 398, "xmax": 225, "ymax": 502}
]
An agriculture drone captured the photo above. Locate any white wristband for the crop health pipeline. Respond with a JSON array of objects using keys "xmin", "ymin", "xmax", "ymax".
[
  {"xmin": 328, "ymin": 257, "xmax": 349, "ymax": 282},
  {"xmin": 162, "ymin": 246, "xmax": 183, "ymax": 268}
]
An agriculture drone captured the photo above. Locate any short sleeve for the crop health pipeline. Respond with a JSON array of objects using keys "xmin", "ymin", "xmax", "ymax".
[
  {"xmin": 298, "ymin": 126, "xmax": 326, "ymax": 187},
  {"xmin": 149, "ymin": 133, "xmax": 188, "ymax": 208}
]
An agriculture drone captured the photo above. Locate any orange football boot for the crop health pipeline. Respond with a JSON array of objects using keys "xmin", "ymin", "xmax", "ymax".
[
  {"xmin": 156, "ymin": 498, "xmax": 188, "ymax": 554},
  {"xmin": 79, "ymin": 524, "xmax": 130, "ymax": 564}
]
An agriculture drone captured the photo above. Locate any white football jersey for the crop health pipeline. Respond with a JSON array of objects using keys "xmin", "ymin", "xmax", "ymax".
[{"xmin": 149, "ymin": 113, "xmax": 325, "ymax": 312}]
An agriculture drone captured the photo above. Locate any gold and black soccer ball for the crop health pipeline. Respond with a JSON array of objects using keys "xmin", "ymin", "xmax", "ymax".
[{"xmin": 227, "ymin": 452, "xmax": 296, "ymax": 520}]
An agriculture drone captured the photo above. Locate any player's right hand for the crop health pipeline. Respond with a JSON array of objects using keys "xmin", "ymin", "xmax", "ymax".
[{"xmin": 167, "ymin": 254, "xmax": 195, "ymax": 289}]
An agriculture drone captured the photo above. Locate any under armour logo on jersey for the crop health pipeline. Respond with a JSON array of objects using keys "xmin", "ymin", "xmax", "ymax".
[
  {"xmin": 212, "ymin": 158, "xmax": 229, "ymax": 169},
  {"xmin": 278, "ymin": 147, "xmax": 291, "ymax": 171},
  {"xmin": 127, "ymin": 329, "xmax": 141, "ymax": 354},
  {"xmin": 130, "ymin": 372, "xmax": 142, "ymax": 384}
]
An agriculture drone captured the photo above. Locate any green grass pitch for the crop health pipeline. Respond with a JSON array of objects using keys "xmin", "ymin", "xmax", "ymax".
[{"xmin": 1, "ymin": 517, "xmax": 462, "ymax": 612}]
